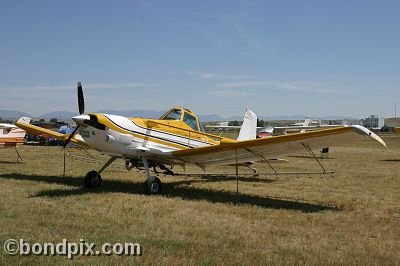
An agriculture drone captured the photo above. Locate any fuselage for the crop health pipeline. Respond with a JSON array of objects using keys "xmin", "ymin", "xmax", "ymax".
[
  {"xmin": 74, "ymin": 107, "xmax": 232, "ymax": 160},
  {"xmin": 0, "ymin": 126, "xmax": 26, "ymax": 147}
]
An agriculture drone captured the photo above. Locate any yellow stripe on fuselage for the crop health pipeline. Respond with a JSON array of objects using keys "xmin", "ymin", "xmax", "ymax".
[
  {"xmin": 131, "ymin": 118, "xmax": 222, "ymax": 144},
  {"xmin": 93, "ymin": 114, "xmax": 220, "ymax": 150}
]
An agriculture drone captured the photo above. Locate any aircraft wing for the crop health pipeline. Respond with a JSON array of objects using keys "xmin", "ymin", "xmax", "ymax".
[
  {"xmin": 0, "ymin": 123, "xmax": 17, "ymax": 129},
  {"xmin": 15, "ymin": 122, "xmax": 88, "ymax": 148},
  {"xmin": 172, "ymin": 125, "xmax": 386, "ymax": 166}
]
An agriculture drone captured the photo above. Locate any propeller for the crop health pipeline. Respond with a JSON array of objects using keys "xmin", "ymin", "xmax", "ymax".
[
  {"xmin": 63, "ymin": 125, "xmax": 81, "ymax": 148},
  {"xmin": 77, "ymin": 81, "xmax": 85, "ymax": 115},
  {"xmin": 63, "ymin": 82, "xmax": 85, "ymax": 148}
]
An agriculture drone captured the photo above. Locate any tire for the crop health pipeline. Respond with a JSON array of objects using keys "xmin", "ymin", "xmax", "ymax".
[
  {"xmin": 144, "ymin": 176, "xmax": 162, "ymax": 194},
  {"xmin": 84, "ymin": 170, "xmax": 102, "ymax": 188}
]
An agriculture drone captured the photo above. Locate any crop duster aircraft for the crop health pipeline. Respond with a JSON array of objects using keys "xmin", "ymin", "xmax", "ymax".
[{"xmin": 16, "ymin": 82, "xmax": 387, "ymax": 194}]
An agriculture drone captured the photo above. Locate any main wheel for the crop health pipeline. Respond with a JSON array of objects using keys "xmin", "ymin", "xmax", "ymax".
[
  {"xmin": 84, "ymin": 170, "xmax": 102, "ymax": 188},
  {"xmin": 144, "ymin": 176, "xmax": 162, "ymax": 194}
]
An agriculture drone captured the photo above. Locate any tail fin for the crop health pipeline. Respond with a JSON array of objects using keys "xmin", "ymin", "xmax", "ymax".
[
  {"xmin": 299, "ymin": 118, "xmax": 312, "ymax": 133},
  {"xmin": 17, "ymin": 117, "xmax": 31, "ymax": 125},
  {"xmin": 303, "ymin": 118, "xmax": 312, "ymax": 127},
  {"xmin": 9, "ymin": 117, "xmax": 31, "ymax": 138},
  {"xmin": 237, "ymin": 109, "xmax": 257, "ymax": 141}
]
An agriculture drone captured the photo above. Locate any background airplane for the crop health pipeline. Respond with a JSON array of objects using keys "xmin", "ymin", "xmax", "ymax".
[
  {"xmin": 206, "ymin": 118, "xmax": 343, "ymax": 137},
  {"xmin": 0, "ymin": 117, "xmax": 30, "ymax": 148},
  {"xmin": 0, "ymin": 117, "xmax": 31, "ymax": 161},
  {"xmin": 16, "ymin": 82, "xmax": 387, "ymax": 194}
]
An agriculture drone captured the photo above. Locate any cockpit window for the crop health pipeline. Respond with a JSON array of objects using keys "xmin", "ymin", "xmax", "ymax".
[
  {"xmin": 183, "ymin": 112, "xmax": 199, "ymax": 131},
  {"xmin": 162, "ymin": 109, "xmax": 182, "ymax": 120},
  {"xmin": 199, "ymin": 122, "xmax": 205, "ymax": 133}
]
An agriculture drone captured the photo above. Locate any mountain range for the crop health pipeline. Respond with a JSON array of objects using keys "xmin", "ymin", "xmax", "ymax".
[{"xmin": 0, "ymin": 109, "xmax": 359, "ymax": 122}]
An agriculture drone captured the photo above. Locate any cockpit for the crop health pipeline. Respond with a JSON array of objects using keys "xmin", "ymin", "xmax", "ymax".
[{"xmin": 160, "ymin": 107, "xmax": 205, "ymax": 132}]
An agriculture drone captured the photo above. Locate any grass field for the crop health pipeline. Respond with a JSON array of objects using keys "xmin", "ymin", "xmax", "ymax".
[{"xmin": 0, "ymin": 134, "xmax": 400, "ymax": 265}]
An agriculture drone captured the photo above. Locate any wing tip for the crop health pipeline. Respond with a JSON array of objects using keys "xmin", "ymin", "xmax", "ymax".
[{"xmin": 351, "ymin": 125, "xmax": 387, "ymax": 148}]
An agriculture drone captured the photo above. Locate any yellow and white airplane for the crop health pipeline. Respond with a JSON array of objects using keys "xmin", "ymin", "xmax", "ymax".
[
  {"xmin": 16, "ymin": 82, "xmax": 387, "ymax": 194},
  {"xmin": 0, "ymin": 117, "xmax": 31, "ymax": 148},
  {"xmin": 1, "ymin": 117, "xmax": 31, "ymax": 162}
]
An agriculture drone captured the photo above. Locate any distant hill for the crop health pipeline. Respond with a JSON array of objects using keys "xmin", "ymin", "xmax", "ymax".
[
  {"xmin": 98, "ymin": 110, "xmax": 225, "ymax": 122},
  {"xmin": 199, "ymin": 114, "xmax": 225, "ymax": 122},
  {"xmin": 0, "ymin": 110, "xmax": 32, "ymax": 120},
  {"xmin": 0, "ymin": 109, "xmax": 359, "ymax": 122},
  {"xmin": 258, "ymin": 115, "xmax": 358, "ymax": 121},
  {"xmin": 97, "ymin": 109, "xmax": 165, "ymax": 119},
  {"xmin": 40, "ymin": 111, "xmax": 78, "ymax": 120}
]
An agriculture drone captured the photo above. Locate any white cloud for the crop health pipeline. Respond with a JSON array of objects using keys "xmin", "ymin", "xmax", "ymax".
[
  {"xmin": 185, "ymin": 70, "xmax": 249, "ymax": 80},
  {"xmin": 84, "ymin": 82, "xmax": 158, "ymax": 89},
  {"xmin": 0, "ymin": 82, "xmax": 158, "ymax": 94},
  {"xmin": 210, "ymin": 89, "xmax": 262, "ymax": 98},
  {"xmin": 0, "ymin": 81, "xmax": 160, "ymax": 116},
  {"xmin": 216, "ymin": 80, "xmax": 341, "ymax": 94}
]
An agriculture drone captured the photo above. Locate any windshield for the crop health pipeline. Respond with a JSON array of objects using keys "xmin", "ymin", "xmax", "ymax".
[
  {"xmin": 199, "ymin": 122, "xmax": 205, "ymax": 133},
  {"xmin": 162, "ymin": 109, "xmax": 182, "ymax": 120},
  {"xmin": 183, "ymin": 112, "xmax": 199, "ymax": 131}
]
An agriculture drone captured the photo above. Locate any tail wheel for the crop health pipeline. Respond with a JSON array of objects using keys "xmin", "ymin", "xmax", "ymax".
[
  {"xmin": 144, "ymin": 176, "xmax": 162, "ymax": 194},
  {"xmin": 84, "ymin": 170, "xmax": 102, "ymax": 188}
]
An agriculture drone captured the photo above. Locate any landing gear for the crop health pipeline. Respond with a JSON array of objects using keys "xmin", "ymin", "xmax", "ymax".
[
  {"xmin": 83, "ymin": 156, "xmax": 117, "ymax": 188},
  {"xmin": 142, "ymin": 157, "xmax": 162, "ymax": 195},
  {"xmin": 81, "ymin": 155, "xmax": 163, "ymax": 194},
  {"xmin": 84, "ymin": 170, "xmax": 102, "ymax": 188},
  {"xmin": 144, "ymin": 176, "xmax": 162, "ymax": 194}
]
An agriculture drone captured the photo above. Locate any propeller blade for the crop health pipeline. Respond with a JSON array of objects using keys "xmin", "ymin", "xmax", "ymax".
[
  {"xmin": 63, "ymin": 125, "xmax": 80, "ymax": 148},
  {"xmin": 77, "ymin": 82, "xmax": 85, "ymax": 115}
]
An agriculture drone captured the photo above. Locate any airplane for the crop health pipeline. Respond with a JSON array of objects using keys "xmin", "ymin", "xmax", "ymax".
[
  {"xmin": 206, "ymin": 118, "xmax": 341, "ymax": 137},
  {"xmin": 0, "ymin": 117, "xmax": 31, "ymax": 147},
  {"xmin": 16, "ymin": 82, "xmax": 387, "ymax": 194},
  {"xmin": 0, "ymin": 117, "xmax": 31, "ymax": 161}
]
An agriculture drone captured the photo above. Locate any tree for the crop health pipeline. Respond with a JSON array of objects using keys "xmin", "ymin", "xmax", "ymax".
[
  {"xmin": 229, "ymin": 120, "xmax": 240, "ymax": 126},
  {"xmin": 380, "ymin": 125, "xmax": 393, "ymax": 132},
  {"xmin": 257, "ymin": 119, "xmax": 266, "ymax": 127},
  {"xmin": 50, "ymin": 118, "xmax": 58, "ymax": 123}
]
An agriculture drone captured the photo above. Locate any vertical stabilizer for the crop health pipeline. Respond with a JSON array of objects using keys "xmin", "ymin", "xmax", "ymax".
[
  {"xmin": 300, "ymin": 118, "xmax": 312, "ymax": 133},
  {"xmin": 237, "ymin": 109, "xmax": 257, "ymax": 141},
  {"xmin": 8, "ymin": 117, "xmax": 31, "ymax": 138},
  {"xmin": 303, "ymin": 118, "xmax": 312, "ymax": 127}
]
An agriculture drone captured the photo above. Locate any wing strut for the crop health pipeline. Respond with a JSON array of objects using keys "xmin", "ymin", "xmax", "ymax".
[
  {"xmin": 244, "ymin": 148, "xmax": 278, "ymax": 174},
  {"xmin": 235, "ymin": 149, "xmax": 239, "ymax": 205},
  {"xmin": 15, "ymin": 147, "xmax": 23, "ymax": 163},
  {"xmin": 301, "ymin": 143, "xmax": 328, "ymax": 174}
]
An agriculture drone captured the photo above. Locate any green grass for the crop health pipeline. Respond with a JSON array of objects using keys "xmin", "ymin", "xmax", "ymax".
[{"xmin": 0, "ymin": 134, "xmax": 399, "ymax": 265}]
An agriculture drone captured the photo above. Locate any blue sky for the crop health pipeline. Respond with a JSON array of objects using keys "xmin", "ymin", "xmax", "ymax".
[{"xmin": 0, "ymin": 0, "xmax": 399, "ymax": 118}]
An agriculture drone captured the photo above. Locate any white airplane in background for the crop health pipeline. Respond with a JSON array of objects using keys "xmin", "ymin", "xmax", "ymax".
[
  {"xmin": 206, "ymin": 118, "xmax": 339, "ymax": 137},
  {"xmin": 0, "ymin": 117, "xmax": 31, "ymax": 161},
  {"xmin": 16, "ymin": 82, "xmax": 387, "ymax": 195},
  {"xmin": 272, "ymin": 119, "xmax": 345, "ymax": 135},
  {"xmin": 0, "ymin": 117, "xmax": 31, "ymax": 148}
]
